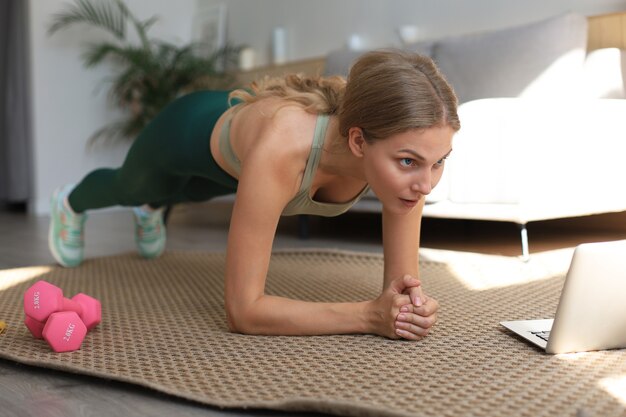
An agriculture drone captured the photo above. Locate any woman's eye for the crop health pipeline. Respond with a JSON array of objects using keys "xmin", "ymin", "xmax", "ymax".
[
  {"xmin": 434, "ymin": 157, "xmax": 447, "ymax": 168},
  {"xmin": 399, "ymin": 158, "xmax": 414, "ymax": 167}
]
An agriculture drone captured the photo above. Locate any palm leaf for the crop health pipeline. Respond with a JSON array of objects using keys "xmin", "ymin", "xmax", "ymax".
[
  {"xmin": 107, "ymin": 45, "xmax": 159, "ymax": 73},
  {"xmin": 48, "ymin": 0, "xmax": 128, "ymax": 41},
  {"xmin": 81, "ymin": 42, "xmax": 126, "ymax": 67},
  {"xmin": 136, "ymin": 15, "xmax": 159, "ymax": 48}
]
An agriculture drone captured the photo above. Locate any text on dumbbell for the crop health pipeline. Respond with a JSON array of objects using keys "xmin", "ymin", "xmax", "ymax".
[
  {"xmin": 33, "ymin": 291, "xmax": 40, "ymax": 309},
  {"xmin": 63, "ymin": 323, "xmax": 76, "ymax": 342}
]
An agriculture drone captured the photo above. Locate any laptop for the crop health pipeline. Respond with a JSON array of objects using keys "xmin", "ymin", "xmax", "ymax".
[{"xmin": 501, "ymin": 239, "xmax": 626, "ymax": 354}]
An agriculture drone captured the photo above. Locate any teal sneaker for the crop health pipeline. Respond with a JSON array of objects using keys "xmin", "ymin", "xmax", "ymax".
[
  {"xmin": 48, "ymin": 185, "xmax": 87, "ymax": 267},
  {"xmin": 132, "ymin": 206, "xmax": 166, "ymax": 259}
]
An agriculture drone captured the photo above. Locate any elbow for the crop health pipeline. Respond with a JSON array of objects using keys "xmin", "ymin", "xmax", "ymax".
[
  {"xmin": 226, "ymin": 313, "xmax": 245, "ymax": 334},
  {"xmin": 225, "ymin": 298, "xmax": 255, "ymax": 334}
]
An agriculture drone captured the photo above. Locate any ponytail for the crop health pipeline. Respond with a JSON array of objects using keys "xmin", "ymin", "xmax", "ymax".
[{"xmin": 229, "ymin": 73, "xmax": 346, "ymax": 115}]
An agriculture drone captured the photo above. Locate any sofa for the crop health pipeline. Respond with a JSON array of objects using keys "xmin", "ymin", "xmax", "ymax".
[{"xmin": 324, "ymin": 12, "xmax": 626, "ymax": 259}]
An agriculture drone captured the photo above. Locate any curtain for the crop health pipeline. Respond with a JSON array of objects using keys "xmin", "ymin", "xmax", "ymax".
[{"xmin": 0, "ymin": 0, "xmax": 32, "ymax": 205}]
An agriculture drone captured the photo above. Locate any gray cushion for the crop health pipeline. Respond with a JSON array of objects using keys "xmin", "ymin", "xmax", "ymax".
[
  {"xmin": 323, "ymin": 42, "xmax": 434, "ymax": 77},
  {"xmin": 405, "ymin": 41, "xmax": 435, "ymax": 58},
  {"xmin": 432, "ymin": 13, "xmax": 588, "ymax": 103},
  {"xmin": 324, "ymin": 49, "xmax": 367, "ymax": 76}
]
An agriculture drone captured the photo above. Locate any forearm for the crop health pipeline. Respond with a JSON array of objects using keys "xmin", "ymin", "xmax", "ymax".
[
  {"xmin": 382, "ymin": 242, "xmax": 419, "ymax": 290},
  {"xmin": 381, "ymin": 203, "xmax": 422, "ymax": 289},
  {"xmin": 227, "ymin": 294, "xmax": 374, "ymax": 336}
]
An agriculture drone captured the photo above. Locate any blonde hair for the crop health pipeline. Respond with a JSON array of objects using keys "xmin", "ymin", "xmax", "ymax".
[
  {"xmin": 229, "ymin": 73, "xmax": 346, "ymax": 115},
  {"xmin": 229, "ymin": 49, "xmax": 460, "ymax": 140}
]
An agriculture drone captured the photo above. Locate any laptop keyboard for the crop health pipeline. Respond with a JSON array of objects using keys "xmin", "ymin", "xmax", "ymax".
[{"xmin": 531, "ymin": 331, "xmax": 550, "ymax": 342}]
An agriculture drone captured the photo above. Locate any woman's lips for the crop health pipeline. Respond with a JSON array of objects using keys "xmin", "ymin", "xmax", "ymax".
[{"xmin": 399, "ymin": 198, "xmax": 418, "ymax": 208}]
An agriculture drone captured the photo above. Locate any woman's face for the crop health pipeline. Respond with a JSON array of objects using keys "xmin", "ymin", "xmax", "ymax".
[{"xmin": 361, "ymin": 126, "xmax": 454, "ymax": 214}]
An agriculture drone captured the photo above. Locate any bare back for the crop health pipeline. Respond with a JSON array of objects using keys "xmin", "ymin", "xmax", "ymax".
[
  {"xmin": 209, "ymin": 98, "xmax": 367, "ymax": 205},
  {"xmin": 210, "ymin": 99, "xmax": 317, "ymax": 197}
]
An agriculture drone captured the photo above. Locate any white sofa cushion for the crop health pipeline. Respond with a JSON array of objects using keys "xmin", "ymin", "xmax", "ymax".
[
  {"xmin": 583, "ymin": 48, "xmax": 626, "ymax": 99},
  {"xmin": 447, "ymin": 98, "xmax": 626, "ymax": 211},
  {"xmin": 433, "ymin": 13, "xmax": 588, "ymax": 104},
  {"xmin": 447, "ymin": 99, "xmax": 526, "ymax": 205}
]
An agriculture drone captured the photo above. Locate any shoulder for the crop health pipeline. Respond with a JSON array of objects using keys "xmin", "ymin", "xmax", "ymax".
[
  {"xmin": 253, "ymin": 99, "xmax": 317, "ymax": 140},
  {"xmin": 235, "ymin": 99, "xmax": 319, "ymax": 164}
]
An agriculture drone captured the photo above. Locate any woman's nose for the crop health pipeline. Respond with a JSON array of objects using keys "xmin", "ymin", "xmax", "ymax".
[{"xmin": 411, "ymin": 174, "xmax": 432, "ymax": 195}]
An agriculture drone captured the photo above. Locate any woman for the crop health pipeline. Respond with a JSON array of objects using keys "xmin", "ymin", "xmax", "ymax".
[{"xmin": 49, "ymin": 50, "xmax": 460, "ymax": 340}]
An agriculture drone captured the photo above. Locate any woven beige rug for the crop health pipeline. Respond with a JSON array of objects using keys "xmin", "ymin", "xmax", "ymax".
[{"xmin": 0, "ymin": 250, "xmax": 624, "ymax": 417}]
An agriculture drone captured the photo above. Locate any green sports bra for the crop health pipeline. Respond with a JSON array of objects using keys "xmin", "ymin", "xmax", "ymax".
[{"xmin": 218, "ymin": 110, "xmax": 370, "ymax": 217}]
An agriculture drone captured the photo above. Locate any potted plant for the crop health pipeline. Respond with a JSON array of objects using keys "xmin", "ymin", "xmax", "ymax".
[{"xmin": 48, "ymin": 0, "xmax": 241, "ymax": 143}]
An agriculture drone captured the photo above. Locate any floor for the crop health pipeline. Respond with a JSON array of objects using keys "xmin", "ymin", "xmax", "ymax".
[{"xmin": 1, "ymin": 202, "xmax": 624, "ymax": 417}]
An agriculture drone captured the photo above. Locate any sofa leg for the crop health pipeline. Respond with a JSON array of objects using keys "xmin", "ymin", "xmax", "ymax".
[{"xmin": 519, "ymin": 223, "xmax": 530, "ymax": 262}]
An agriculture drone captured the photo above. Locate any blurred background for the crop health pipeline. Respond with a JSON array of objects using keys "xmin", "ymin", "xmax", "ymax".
[{"xmin": 1, "ymin": 0, "xmax": 625, "ymax": 216}]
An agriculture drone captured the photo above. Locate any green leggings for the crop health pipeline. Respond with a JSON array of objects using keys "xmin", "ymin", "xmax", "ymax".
[{"xmin": 68, "ymin": 90, "xmax": 238, "ymax": 213}]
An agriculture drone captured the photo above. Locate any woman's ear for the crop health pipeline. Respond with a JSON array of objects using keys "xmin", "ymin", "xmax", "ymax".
[{"xmin": 347, "ymin": 127, "xmax": 366, "ymax": 158}]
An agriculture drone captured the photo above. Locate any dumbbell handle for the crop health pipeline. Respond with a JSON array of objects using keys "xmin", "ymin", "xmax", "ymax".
[{"xmin": 56, "ymin": 297, "xmax": 83, "ymax": 316}]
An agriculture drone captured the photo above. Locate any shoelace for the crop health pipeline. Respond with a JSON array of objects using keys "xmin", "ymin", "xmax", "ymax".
[
  {"xmin": 136, "ymin": 212, "xmax": 162, "ymax": 243},
  {"xmin": 61, "ymin": 209, "xmax": 85, "ymax": 247}
]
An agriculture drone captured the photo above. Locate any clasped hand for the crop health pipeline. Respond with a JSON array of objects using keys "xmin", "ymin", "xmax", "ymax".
[{"xmin": 370, "ymin": 274, "xmax": 439, "ymax": 340}]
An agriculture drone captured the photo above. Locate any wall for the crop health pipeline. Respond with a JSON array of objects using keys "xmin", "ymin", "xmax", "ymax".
[
  {"xmin": 218, "ymin": 0, "xmax": 626, "ymax": 66},
  {"xmin": 27, "ymin": 0, "xmax": 626, "ymax": 215}
]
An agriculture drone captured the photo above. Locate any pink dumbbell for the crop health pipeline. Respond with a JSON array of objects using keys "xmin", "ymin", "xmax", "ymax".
[
  {"xmin": 42, "ymin": 311, "xmax": 88, "ymax": 352},
  {"xmin": 23, "ymin": 280, "xmax": 101, "ymax": 339}
]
